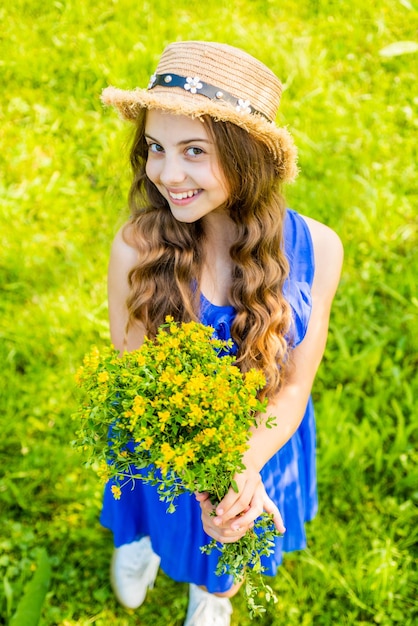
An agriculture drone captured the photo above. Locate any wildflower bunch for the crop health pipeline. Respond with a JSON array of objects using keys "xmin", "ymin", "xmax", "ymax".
[{"xmin": 74, "ymin": 318, "xmax": 280, "ymax": 616}]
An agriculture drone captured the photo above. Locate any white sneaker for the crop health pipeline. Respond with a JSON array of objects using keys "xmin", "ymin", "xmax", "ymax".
[
  {"xmin": 110, "ymin": 537, "xmax": 161, "ymax": 609},
  {"xmin": 184, "ymin": 583, "xmax": 233, "ymax": 625}
]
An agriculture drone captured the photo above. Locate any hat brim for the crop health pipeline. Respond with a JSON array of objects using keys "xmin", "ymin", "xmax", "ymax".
[{"xmin": 101, "ymin": 85, "xmax": 298, "ymax": 182}]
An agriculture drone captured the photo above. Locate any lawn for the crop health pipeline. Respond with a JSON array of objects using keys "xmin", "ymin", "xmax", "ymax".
[{"xmin": 1, "ymin": 0, "xmax": 417, "ymax": 624}]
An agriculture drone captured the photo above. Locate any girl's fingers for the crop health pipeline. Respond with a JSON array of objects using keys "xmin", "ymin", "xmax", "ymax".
[
  {"xmin": 230, "ymin": 493, "xmax": 285, "ymax": 534},
  {"xmin": 263, "ymin": 495, "xmax": 286, "ymax": 534},
  {"xmin": 215, "ymin": 475, "xmax": 260, "ymax": 523},
  {"xmin": 197, "ymin": 475, "xmax": 285, "ymax": 542},
  {"xmin": 195, "ymin": 491, "xmax": 210, "ymax": 503},
  {"xmin": 227, "ymin": 486, "xmax": 265, "ymax": 530},
  {"xmin": 215, "ymin": 484, "xmax": 286, "ymax": 536}
]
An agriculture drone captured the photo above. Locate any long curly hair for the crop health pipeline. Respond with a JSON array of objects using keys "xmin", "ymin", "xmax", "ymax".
[{"xmin": 123, "ymin": 110, "xmax": 293, "ymax": 399}]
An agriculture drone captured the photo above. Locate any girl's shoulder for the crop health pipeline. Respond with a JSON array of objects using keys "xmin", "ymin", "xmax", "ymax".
[
  {"xmin": 299, "ymin": 213, "xmax": 344, "ymax": 304},
  {"xmin": 110, "ymin": 222, "xmax": 139, "ymax": 269},
  {"xmin": 284, "ymin": 208, "xmax": 342, "ymax": 258},
  {"xmin": 300, "ymin": 214, "xmax": 343, "ymax": 266}
]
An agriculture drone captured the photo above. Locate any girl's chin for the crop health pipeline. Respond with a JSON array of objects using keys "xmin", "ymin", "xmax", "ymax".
[
  {"xmin": 168, "ymin": 205, "xmax": 202, "ymax": 223},
  {"xmin": 170, "ymin": 213, "xmax": 201, "ymax": 224}
]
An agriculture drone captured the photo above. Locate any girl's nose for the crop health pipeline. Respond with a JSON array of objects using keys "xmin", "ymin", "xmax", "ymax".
[{"xmin": 160, "ymin": 155, "xmax": 186, "ymax": 186}]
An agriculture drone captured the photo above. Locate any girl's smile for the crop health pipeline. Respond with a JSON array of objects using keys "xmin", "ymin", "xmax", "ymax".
[
  {"xmin": 168, "ymin": 188, "xmax": 201, "ymax": 202},
  {"xmin": 145, "ymin": 110, "xmax": 230, "ymax": 223}
]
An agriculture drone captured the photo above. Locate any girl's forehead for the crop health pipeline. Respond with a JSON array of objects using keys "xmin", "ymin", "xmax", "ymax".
[{"xmin": 145, "ymin": 109, "xmax": 210, "ymax": 140}]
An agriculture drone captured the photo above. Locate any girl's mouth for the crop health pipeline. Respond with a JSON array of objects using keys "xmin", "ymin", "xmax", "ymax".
[{"xmin": 168, "ymin": 189, "xmax": 201, "ymax": 200}]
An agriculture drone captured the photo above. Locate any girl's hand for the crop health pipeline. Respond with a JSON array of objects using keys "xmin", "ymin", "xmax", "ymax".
[{"xmin": 196, "ymin": 465, "xmax": 285, "ymax": 543}]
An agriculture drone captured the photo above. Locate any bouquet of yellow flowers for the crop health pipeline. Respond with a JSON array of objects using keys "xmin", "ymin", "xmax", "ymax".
[{"xmin": 74, "ymin": 318, "xmax": 280, "ymax": 616}]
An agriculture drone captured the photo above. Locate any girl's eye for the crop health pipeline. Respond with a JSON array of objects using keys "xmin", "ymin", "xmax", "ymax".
[
  {"xmin": 148, "ymin": 142, "xmax": 164, "ymax": 153},
  {"xmin": 186, "ymin": 146, "xmax": 204, "ymax": 157}
]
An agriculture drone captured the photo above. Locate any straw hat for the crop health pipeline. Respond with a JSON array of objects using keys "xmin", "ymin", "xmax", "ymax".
[{"xmin": 101, "ymin": 41, "xmax": 298, "ymax": 182}]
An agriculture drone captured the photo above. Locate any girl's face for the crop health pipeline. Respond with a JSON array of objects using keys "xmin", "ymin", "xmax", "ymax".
[{"xmin": 144, "ymin": 110, "xmax": 230, "ymax": 223}]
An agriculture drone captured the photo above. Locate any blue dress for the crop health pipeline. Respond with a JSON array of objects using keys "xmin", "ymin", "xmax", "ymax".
[{"xmin": 100, "ymin": 209, "xmax": 317, "ymax": 593}]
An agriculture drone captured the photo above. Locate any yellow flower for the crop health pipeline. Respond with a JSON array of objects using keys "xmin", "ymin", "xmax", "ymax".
[
  {"xmin": 111, "ymin": 485, "xmax": 121, "ymax": 500},
  {"xmin": 159, "ymin": 369, "xmax": 185, "ymax": 387},
  {"xmin": 247, "ymin": 395, "xmax": 258, "ymax": 408},
  {"xmin": 244, "ymin": 369, "xmax": 266, "ymax": 389},
  {"xmin": 98, "ymin": 371, "xmax": 109, "ymax": 383},
  {"xmin": 222, "ymin": 415, "xmax": 235, "ymax": 430},
  {"xmin": 184, "ymin": 446, "xmax": 196, "ymax": 462},
  {"xmin": 165, "ymin": 336, "xmax": 181, "ymax": 350},
  {"xmin": 185, "ymin": 374, "xmax": 207, "ymax": 394},
  {"xmin": 173, "ymin": 373, "xmax": 185, "ymax": 386},
  {"xmin": 201, "ymin": 427, "xmax": 217, "ymax": 444},
  {"xmin": 160, "ymin": 442, "xmax": 175, "ymax": 462},
  {"xmin": 97, "ymin": 461, "xmax": 111, "ymax": 483},
  {"xmin": 136, "ymin": 352, "xmax": 146, "ymax": 367},
  {"xmin": 133, "ymin": 396, "xmax": 147, "ymax": 416},
  {"xmin": 174, "ymin": 455, "xmax": 188, "ymax": 472},
  {"xmin": 212, "ymin": 397, "xmax": 228, "ymax": 412},
  {"xmin": 181, "ymin": 321, "xmax": 195, "ymax": 333},
  {"xmin": 142, "ymin": 435, "xmax": 154, "ymax": 450},
  {"xmin": 158, "ymin": 410, "xmax": 171, "ymax": 423},
  {"xmin": 158, "ymin": 410, "xmax": 171, "ymax": 431},
  {"xmin": 159, "ymin": 369, "xmax": 174, "ymax": 384},
  {"xmin": 219, "ymin": 435, "xmax": 243, "ymax": 454},
  {"xmin": 188, "ymin": 404, "xmax": 203, "ymax": 423},
  {"xmin": 83, "ymin": 346, "xmax": 100, "ymax": 371},
  {"xmin": 74, "ymin": 366, "xmax": 84, "ymax": 385},
  {"xmin": 171, "ymin": 392, "xmax": 184, "ymax": 408},
  {"xmin": 155, "ymin": 460, "xmax": 169, "ymax": 476}
]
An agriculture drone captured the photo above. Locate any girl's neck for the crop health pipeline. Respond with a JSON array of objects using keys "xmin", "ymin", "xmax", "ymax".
[
  {"xmin": 202, "ymin": 209, "xmax": 237, "ymax": 253},
  {"xmin": 200, "ymin": 211, "xmax": 237, "ymax": 307}
]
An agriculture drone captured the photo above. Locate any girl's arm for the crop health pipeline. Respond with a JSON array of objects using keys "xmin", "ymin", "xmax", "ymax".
[
  {"xmin": 198, "ymin": 217, "xmax": 344, "ymax": 542},
  {"xmin": 108, "ymin": 225, "xmax": 145, "ymax": 352}
]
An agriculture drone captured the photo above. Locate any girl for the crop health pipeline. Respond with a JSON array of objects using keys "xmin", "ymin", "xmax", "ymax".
[{"xmin": 99, "ymin": 41, "xmax": 343, "ymax": 625}]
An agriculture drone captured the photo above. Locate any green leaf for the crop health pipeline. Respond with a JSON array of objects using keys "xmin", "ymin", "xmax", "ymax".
[
  {"xmin": 231, "ymin": 479, "xmax": 239, "ymax": 493},
  {"xmin": 379, "ymin": 41, "xmax": 418, "ymax": 57},
  {"xmin": 3, "ymin": 576, "xmax": 14, "ymax": 618},
  {"xmin": 9, "ymin": 549, "xmax": 51, "ymax": 626}
]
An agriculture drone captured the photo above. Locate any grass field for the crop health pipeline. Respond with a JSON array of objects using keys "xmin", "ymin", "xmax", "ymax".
[{"xmin": 1, "ymin": 0, "xmax": 417, "ymax": 624}]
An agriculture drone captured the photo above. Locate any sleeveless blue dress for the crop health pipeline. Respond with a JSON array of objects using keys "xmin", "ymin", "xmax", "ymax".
[{"xmin": 100, "ymin": 209, "xmax": 317, "ymax": 593}]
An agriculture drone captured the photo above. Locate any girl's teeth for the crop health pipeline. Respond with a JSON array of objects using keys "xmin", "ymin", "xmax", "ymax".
[{"xmin": 170, "ymin": 190, "xmax": 199, "ymax": 200}]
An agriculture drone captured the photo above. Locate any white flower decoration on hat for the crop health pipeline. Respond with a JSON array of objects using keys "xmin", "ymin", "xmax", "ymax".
[
  {"xmin": 184, "ymin": 77, "xmax": 203, "ymax": 94},
  {"xmin": 148, "ymin": 73, "xmax": 157, "ymax": 89},
  {"xmin": 236, "ymin": 99, "xmax": 252, "ymax": 114}
]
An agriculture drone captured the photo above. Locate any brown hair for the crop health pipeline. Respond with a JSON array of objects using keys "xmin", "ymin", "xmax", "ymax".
[{"xmin": 124, "ymin": 111, "xmax": 292, "ymax": 398}]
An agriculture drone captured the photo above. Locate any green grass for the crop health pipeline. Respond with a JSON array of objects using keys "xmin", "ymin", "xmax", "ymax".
[{"xmin": 1, "ymin": 0, "xmax": 417, "ymax": 624}]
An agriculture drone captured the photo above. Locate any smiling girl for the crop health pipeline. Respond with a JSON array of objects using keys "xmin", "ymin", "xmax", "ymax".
[{"xmin": 99, "ymin": 41, "xmax": 343, "ymax": 626}]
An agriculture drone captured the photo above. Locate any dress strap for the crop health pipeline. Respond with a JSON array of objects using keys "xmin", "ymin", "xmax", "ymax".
[{"xmin": 284, "ymin": 209, "xmax": 315, "ymax": 287}]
